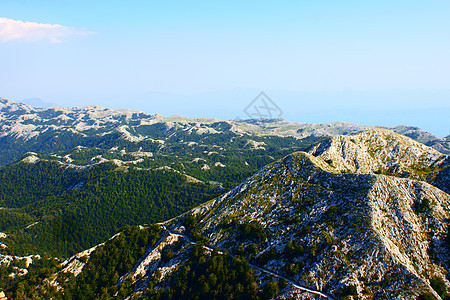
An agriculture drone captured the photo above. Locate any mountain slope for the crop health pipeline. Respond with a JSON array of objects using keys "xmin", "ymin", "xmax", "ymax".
[
  {"xmin": 0, "ymin": 101, "xmax": 322, "ymax": 259},
  {"xmin": 170, "ymin": 148, "xmax": 449, "ymax": 299},
  {"xmin": 0, "ymin": 154, "xmax": 222, "ymax": 257},
  {"xmin": 14, "ymin": 129, "xmax": 449, "ymax": 299},
  {"xmin": 307, "ymin": 129, "xmax": 450, "ymax": 193},
  {"xmin": 1, "ymin": 98, "xmax": 448, "ymax": 168}
]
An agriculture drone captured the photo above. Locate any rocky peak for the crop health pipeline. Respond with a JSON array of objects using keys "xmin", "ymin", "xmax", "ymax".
[
  {"xmin": 170, "ymin": 133, "xmax": 449, "ymax": 298},
  {"xmin": 308, "ymin": 128, "xmax": 447, "ymax": 180}
]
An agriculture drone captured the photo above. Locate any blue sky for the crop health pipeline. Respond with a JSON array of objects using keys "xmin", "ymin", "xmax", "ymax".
[{"xmin": 0, "ymin": 1, "xmax": 449, "ymax": 136}]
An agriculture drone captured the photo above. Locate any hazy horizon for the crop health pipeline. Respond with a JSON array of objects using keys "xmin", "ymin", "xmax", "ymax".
[
  {"xmin": 9, "ymin": 88, "xmax": 449, "ymax": 138},
  {"xmin": 1, "ymin": 1, "xmax": 449, "ymax": 137}
]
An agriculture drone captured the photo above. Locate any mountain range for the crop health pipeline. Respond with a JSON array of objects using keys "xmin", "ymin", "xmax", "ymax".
[
  {"xmin": 0, "ymin": 98, "xmax": 449, "ymax": 299},
  {"xmin": 1, "ymin": 97, "xmax": 449, "ymax": 168},
  {"xmin": 18, "ymin": 129, "xmax": 448, "ymax": 300}
]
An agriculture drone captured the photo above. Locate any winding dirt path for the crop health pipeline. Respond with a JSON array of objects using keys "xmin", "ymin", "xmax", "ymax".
[{"xmin": 159, "ymin": 224, "xmax": 335, "ymax": 300}]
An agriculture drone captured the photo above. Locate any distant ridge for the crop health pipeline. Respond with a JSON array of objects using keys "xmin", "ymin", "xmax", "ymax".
[{"xmin": 1, "ymin": 98, "xmax": 448, "ymax": 166}]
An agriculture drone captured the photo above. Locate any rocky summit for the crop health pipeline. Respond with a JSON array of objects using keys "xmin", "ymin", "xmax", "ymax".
[{"xmin": 29, "ymin": 129, "xmax": 449, "ymax": 299}]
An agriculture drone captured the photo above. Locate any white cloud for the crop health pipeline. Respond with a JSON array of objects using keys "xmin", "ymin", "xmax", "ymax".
[{"xmin": 0, "ymin": 17, "xmax": 94, "ymax": 43}]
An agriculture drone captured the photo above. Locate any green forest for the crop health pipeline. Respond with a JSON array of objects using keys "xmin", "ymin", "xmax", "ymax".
[
  {"xmin": 4, "ymin": 224, "xmax": 284, "ymax": 300},
  {"xmin": 0, "ymin": 120, "xmax": 323, "ymax": 298},
  {"xmin": 0, "ymin": 160, "xmax": 221, "ymax": 257},
  {"xmin": 0, "ymin": 131, "xmax": 321, "ymax": 258}
]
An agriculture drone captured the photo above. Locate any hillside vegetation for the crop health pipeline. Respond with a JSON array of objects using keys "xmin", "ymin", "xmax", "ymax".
[{"xmin": 6, "ymin": 129, "xmax": 448, "ymax": 299}]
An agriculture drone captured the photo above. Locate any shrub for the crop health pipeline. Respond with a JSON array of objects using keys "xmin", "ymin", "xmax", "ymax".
[
  {"xmin": 342, "ymin": 284, "xmax": 358, "ymax": 296},
  {"xmin": 238, "ymin": 221, "xmax": 268, "ymax": 241},
  {"xmin": 325, "ymin": 205, "xmax": 338, "ymax": 219},
  {"xmin": 414, "ymin": 199, "xmax": 431, "ymax": 214},
  {"xmin": 263, "ymin": 281, "xmax": 280, "ymax": 300},
  {"xmin": 284, "ymin": 240, "xmax": 304, "ymax": 258},
  {"xmin": 418, "ymin": 292, "xmax": 434, "ymax": 300},
  {"xmin": 161, "ymin": 249, "xmax": 175, "ymax": 262},
  {"xmin": 430, "ymin": 276, "xmax": 447, "ymax": 298},
  {"xmin": 285, "ymin": 263, "xmax": 302, "ymax": 276}
]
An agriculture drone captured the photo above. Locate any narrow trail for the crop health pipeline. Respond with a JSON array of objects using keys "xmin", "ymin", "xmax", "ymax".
[{"xmin": 159, "ymin": 224, "xmax": 335, "ymax": 300}]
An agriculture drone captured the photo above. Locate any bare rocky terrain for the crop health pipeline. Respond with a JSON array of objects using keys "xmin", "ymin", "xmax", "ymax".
[{"xmin": 34, "ymin": 129, "xmax": 449, "ymax": 299}]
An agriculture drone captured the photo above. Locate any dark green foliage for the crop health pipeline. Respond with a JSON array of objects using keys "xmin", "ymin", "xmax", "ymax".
[
  {"xmin": 278, "ymin": 278, "xmax": 288, "ymax": 289},
  {"xmin": 341, "ymin": 284, "xmax": 358, "ymax": 296},
  {"xmin": 263, "ymin": 281, "xmax": 279, "ymax": 300},
  {"xmin": 9, "ymin": 225, "xmax": 162, "ymax": 299},
  {"xmin": 414, "ymin": 198, "xmax": 431, "ymax": 214},
  {"xmin": 183, "ymin": 214, "xmax": 210, "ymax": 243},
  {"xmin": 1, "ymin": 256, "xmax": 60, "ymax": 299},
  {"xmin": 325, "ymin": 205, "xmax": 338, "ymax": 219},
  {"xmin": 254, "ymin": 248, "xmax": 278, "ymax": 265},
  {"xmin": 0, "ymin": 130, "xmax": 123, "ymax": 166},
  {"xmin": 0, "ymin": 209, "xmax": 37, "ymax": 234},
  {"xmin": 418, "ymin": 293, "xmax": 435, "ymax": 300},
  {"xmin": 0, "ymin": 115, "xmax": 323, "ymax": 298},
  {"xmin": 161, "ymin": 249, "xmax": 175, "ymax": 263},
  {"xmin": 285, "ymin": 262, "xmax": 302, "ymax": 276},
  {"xmin": 430, "ymin": 276, "xmax": 447, "ymax": 298},
  {"xmin": 375, "ymin": 167, "xmax": 390, "ymax": 175},
  {"xmin": 67, "ymin": 225, "xmax": 161, "ymax": 298},
  {"xmin": 0, "ymin": 161, "xmax": 220, "ymax": 257},
  {"xmin": 183, "ymin": 213, "xmax": 200, "ymax": 232},
  {"xmin": 283, "ymin": 240, "xmax": 304, "ymax": 259},
  {"xmin": 238, "ymin": 221, "xmax": 268, "ymax": 242},
  {"xmin": 155, "ymin": 244, "xmax": 262, "ymax": 299},
  {"xmin": 0, "ymin": 130, "xmax": 320, "ymax": 258},
  {"xmin": 300, "ymin": 225, "xmax": 312, "ymax": 235},
  {"xmin": 221, "ymin": 217, "xmax": 268, "ymax": 242}
]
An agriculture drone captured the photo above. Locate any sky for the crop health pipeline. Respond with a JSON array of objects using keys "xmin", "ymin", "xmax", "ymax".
[{"xmin": 0, "ymin": 0, "xmax": 449, "ymax": 137}]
